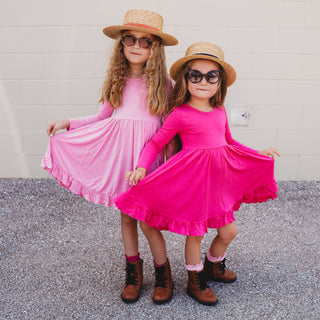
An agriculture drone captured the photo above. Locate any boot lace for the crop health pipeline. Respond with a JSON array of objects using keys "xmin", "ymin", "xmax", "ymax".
[
  {"xmin": 155, "ymin": 265, "xmax": 168, "ymax": 288},
  {"xmin": 195, "ymin": 271, "xmax": 209, "ymax": 291},
  {"xmin": 125, "ymin": 262, "xmax": 138, "ymax": 286},
  {"xmin": 217, "ymin": 258, "xmax": 227, "ymax": 274}
]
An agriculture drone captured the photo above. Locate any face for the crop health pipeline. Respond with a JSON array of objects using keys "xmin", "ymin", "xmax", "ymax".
[
  {"xmin": 187, "ymin": 59, "xmax": 221, "ymax": 103},
  {"xmin": 122, "ymin": 30, "xmax": 153, "ymax": 68}
]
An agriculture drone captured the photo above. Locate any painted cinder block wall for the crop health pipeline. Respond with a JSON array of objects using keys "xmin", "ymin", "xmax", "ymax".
[{"xmin": 1, "ymin": 0, "xmax": 320, "ymax": 180}]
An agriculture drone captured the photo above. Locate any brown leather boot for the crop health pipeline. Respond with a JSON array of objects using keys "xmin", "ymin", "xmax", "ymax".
[
  {"xmin": 121, "ymin": 259, "xmax": 143, "ymax": 303},
  {"xmin": 153, "ymin": 259, "xmax": 173, "ymax": 304},
  {"xmin": 204, "ymin": 257, "xmax": 237, "ymax": 283},
  {"xmin": 187, "ymin": 270, "xmax": 218, "ymax": 306}
]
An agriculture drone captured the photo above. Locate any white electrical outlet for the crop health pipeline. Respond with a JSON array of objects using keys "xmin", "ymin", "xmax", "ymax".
[{"xmin": 228, "ymin": 105, "xmax": 250, "ymax": 126}]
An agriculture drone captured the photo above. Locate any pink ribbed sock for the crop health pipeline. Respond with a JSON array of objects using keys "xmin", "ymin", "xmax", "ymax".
[
  {"xmin": 125, "ymin": 253, "xmax": 140, "ymax": 262},
  {"xmin": 185, "ymin": 261, "xmax": 204, "ymax": 272},
  {"xmin": 207, "ymin": 251, "xmax": 226, "ymax": 263}
]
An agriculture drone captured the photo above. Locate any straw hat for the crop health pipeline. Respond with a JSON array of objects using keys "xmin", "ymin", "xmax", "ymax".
[
  {"xmin": 103, "ymin": 9, "xmax": 178, "ymax": 46},
  {"xmin": 170, "ymin": 42, "xmax": 236, "ymax": 87}
]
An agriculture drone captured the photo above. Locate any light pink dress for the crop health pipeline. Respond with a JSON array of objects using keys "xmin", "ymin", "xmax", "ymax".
[
  {"xmin": 41, "ymin": 78, "xmax": 165, "ymax": 208},
  {"xmin": 114, "ymin": 104, "xmax": 278, "ymax": 236}
]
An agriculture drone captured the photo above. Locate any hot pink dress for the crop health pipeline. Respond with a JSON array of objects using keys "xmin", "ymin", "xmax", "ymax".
[
  {"xmin": 114, "ymin": 103, "xmax": 278, "ymax": 236},
  {"xmin": 41, "ymin": 78, "xmax": 165, "ymax": 208}
]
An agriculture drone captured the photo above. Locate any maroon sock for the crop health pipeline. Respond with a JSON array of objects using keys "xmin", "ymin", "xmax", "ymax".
[
  {"xmin": 153, "ymin": 258, "xmax": 168, "ymax": 268},
  {"xmin": 125, "ymin": 253, "xmax": 140, "ymax": 262}
]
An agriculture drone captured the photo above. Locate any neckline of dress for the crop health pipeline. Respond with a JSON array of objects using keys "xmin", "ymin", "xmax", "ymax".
[
  {"xmin": 183, "ymin": 103, "xmax": 215, "ymax": 114},
  {"xmin": 127, "ymin": 76, "xmax": 143, "ymax": 80}
]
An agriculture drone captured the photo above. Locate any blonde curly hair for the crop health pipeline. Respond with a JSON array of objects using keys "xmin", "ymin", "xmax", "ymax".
[{"xmin": 100, "ymin": 34, "xmax": 169, "ymax": 116}]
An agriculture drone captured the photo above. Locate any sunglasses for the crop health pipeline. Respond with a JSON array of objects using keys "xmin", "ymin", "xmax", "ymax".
[
  {"xmin": 186, "ymin": 69, "xmax": 221, "ymax": 84},
  {"xmin": 121, "ymin": 34, "xmax": 153, "ymax": 49}
]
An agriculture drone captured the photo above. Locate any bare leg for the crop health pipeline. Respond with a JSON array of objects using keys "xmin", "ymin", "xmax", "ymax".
[
  {"xmin": 140, "ymin": 221, "xmax": 167, "ymax": 265},
  {"xmin": 185, "ymin": 235, "xmax": 218, "ymax": 305},
  {"xmin": 121, "ymin": 212, "xmax": 139, "ymax": 257},
  {"xmin": 140, "ymin": 222, "xmax": 173, "ymax": 304},
  {"xmin": 208, "ymin": 222, "xmax": 237, "ymax": 257},
  {"xmin": 185, "ymin": 235, "xmax": 204, "ymax": 265}
]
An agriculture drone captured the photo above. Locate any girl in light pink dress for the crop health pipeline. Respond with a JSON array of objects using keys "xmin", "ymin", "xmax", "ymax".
[
  {"xmin": 115, "ymin": 42, "xmax": 280, "ymax": 306},
  {"xmin": 41, "ymin": 9, "xmax": 178, "ymax": 304}
]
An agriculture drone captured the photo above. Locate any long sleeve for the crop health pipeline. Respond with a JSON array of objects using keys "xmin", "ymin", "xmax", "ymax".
[
  {"xmin": 137, "ymin": 110, "xmax": 182, "ymax": 171},
  {"xmin": 224, "ymin": 109, "xmax": 258, "ymax": 154},
  {"xmin": 68, "ymin": 101, "xmax": 114, "ymax": 130}
]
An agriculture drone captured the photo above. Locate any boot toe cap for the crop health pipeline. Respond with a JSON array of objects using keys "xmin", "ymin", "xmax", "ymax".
[{"xmin": 153, "ymin": 287, "xmax": 173, "ymax": 304}]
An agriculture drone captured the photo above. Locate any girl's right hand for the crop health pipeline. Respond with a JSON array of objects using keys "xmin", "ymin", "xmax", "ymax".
[
  {"xmin": 46, "ymin": 119, "xmax": 70, "ymax": 137},
  {"xmin": 125, "ymin": 167, "xmax": 147, "ymax": 186}
]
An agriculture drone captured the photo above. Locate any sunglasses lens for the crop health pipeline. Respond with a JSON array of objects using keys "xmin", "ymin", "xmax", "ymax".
[
  {"xmin": 122, "ymin": 35, "xmax": 152, "ymax": 49},
  {"xmin": 122, "ymin": 35, "xmax": 135, "ymax": 46},
  {"xmin": 187, "ymin": 70, "xmax": 220, "ymax": 84},
  {"xmin": 188, "ymin": 70, "xmax": 203, "ymax": 83},
  {"xmin": 206, "ymin": 71, "xmax": 220, "ymax": 84},
  {"xmin": 139, "ymin": 38, "xmax": 152, "ymax": 49}
]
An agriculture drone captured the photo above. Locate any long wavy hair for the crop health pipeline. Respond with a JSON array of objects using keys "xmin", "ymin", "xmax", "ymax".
[
  {"xmin": 164, "ymin": 59, "xmax": 228, "ymax": 156},
  {"xmin": 100, "ymin": 33, "xmax": 169, "ymax": 116}
]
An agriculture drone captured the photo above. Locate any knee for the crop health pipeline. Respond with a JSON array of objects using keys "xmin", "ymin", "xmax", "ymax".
[
  {"xmin": 228, "ymin": 225, "xmax": 237, "ymax": 241},
  {"xmin": 121, "ymin": 212, "xmax": 136, "ymax": 226},
  {"xmin": 139, "ymin": 221, "xmax": 152, "ymax": 234},
  {"xmin": 219, "ymin": 223, "xmax": 237, "ymax": 243}
]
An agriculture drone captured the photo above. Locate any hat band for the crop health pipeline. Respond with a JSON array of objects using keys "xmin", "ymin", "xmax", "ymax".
[
  {"xmin": 194, "ymin": 53, "xmax": 219, "ymax": 59},
  {"xmin": 124, "ymin": 23, "xmax": 161, "ymax": 32}
]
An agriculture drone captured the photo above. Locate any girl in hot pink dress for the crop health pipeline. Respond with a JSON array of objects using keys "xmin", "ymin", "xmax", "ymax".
[
  {"xmin": 41, "ymin": 9, "xmax": 178, "ymax": 304},
  {"xmin": 115, "ymin": 42, "xmax": 280, "ymax": 306}
]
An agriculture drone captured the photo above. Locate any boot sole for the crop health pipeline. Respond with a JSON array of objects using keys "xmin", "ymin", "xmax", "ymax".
[
  {"xmin": 121, "ymin": 296, "xmax": 140, "ymax": 304},
  {"xmin": 208, "ymin": 276, "xmax": 237, "ymax": 283},
  {"xmin": 153, "ymin": 294, "xmax": 173, "ymax": 305},
  {"xmin": 121, "ymin": 289, "xmax": 142, "ymax": 304},
  {"xmin": 187, "ymin": 290, "xmax": 218, "ymax": 306},
  {"xmin": 121, "ymin": 297, "xmax": 140, "ymax": 304}
]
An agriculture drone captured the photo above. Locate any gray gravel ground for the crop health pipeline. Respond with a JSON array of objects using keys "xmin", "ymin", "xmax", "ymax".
[{"xmin": 0, "ymin": 179, "xmax": 319, "ymax": 320}]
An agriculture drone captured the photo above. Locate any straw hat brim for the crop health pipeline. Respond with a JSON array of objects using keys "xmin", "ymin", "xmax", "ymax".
[
  {"xmin": 103, "ymin": 25, "xmax": 178, "ymax": 46},
  {"xmin": 170, "ymin": 54, "xmax": 237, "ymax": 87}
]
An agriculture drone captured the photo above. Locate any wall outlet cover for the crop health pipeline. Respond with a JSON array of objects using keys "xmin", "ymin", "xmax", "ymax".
[{"xmin": 228, "ymin": 104, "xmax": 250, "ymax": 126}]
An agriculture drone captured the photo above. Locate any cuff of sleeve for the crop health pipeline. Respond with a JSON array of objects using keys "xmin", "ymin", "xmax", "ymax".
[
  {"xmin": 136, "ymin": 162, "xmax": 149, "ymax": 172},
  {"xmin": 67, "ymin": 119, "xmax": 75, "ymax": 131}
]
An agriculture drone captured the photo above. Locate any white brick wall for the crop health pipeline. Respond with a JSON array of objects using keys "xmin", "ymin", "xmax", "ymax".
[{"xmin": 1, "ymin": 0, "xmax": 320, "ymax": 180}]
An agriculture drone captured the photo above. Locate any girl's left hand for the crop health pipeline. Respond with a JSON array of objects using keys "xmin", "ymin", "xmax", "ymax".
[
  {"xmin": 259, "ymin": 147, "xmax": 280, "ymax": 160},
  {"xmin": 125, "ymin": 167, "xmax": 147, "ymax": 186}
]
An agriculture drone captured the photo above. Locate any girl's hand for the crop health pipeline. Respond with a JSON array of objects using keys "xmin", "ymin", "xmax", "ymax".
[
  {"xmin": 259, "ymin": 147, "xmax": 280, "ymax": 160},
  {"xmin": 125, "ymin": 167, "xmax": 147, "ymax": 186},
  {"xmin": 47, "ymin": 119, "xmax": 70, "ymax": 137}
]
